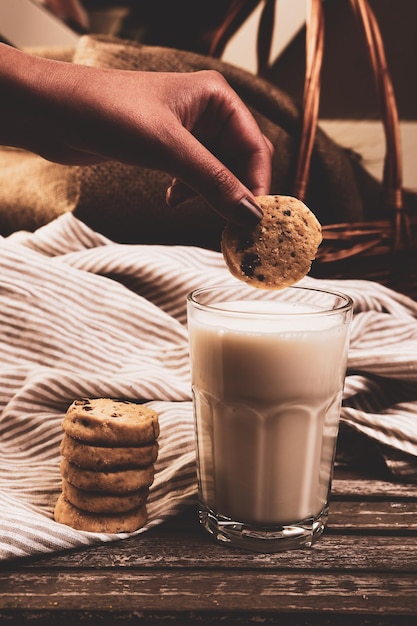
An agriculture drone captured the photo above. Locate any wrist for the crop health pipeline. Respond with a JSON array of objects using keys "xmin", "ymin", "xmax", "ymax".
[{"xmin": 0, "ymin": 43, "xmax": 81, "ymax": 154}]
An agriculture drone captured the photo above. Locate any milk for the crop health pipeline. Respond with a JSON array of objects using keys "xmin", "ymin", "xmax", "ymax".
[{"xmin": 188, "ymin": 298, "xmax": 350, "ymax": 526}]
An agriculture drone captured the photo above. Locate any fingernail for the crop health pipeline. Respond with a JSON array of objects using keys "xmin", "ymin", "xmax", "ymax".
[
  {"xmin": 165, "ymin": 185, "xmax": 175, "ymax": 207},
  {"xmin": 229, "ymin": 197, "xmax": 263, "ymax": 226}
]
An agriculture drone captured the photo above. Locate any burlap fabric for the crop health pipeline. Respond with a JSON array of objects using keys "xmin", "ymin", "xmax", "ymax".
[{"xmin": 0, "ymin": 34, "xmax": 415, "ymax": 250}]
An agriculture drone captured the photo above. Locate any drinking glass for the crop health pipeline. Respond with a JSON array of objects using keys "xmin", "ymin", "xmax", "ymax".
[{"xmin": 187, "ymin": 284, "xmax": 353, "ymax": 552}]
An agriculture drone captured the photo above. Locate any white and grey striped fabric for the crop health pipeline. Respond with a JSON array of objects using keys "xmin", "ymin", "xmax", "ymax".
[{"xmin": 1, "ymin": 213, "xmax": 416, "ymax": 561}]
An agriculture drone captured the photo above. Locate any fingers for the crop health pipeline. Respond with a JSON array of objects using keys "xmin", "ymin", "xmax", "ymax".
[
  {"xmin": 166, "ymin": 179, "xmax": 196, "ymax": 207},
  {"xmin": 166, "ymin": 178, "xmax": 263, "ymax": 226},
  {"xmin": 198, "ymin": 72, "xmax": 273, "ymax": 196},
  {"xmin": 164, "ymin": 125, "xmax": 266, "ymax": 226},
  {"xmin": 165, "ymin": 141, "xmax": 267, "ymax": 225},
  {"xmin": 243, "ymin": 134, "xmax": 274, "ymax": 197},
  {"xmin": 165, "ymin": 70, "xmax": 272, "ymax": 224}
]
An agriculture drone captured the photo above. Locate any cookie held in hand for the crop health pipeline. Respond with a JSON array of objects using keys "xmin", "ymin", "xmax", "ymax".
[{"xmin": 222, "ymin": 195, "xmax": 322, "ymax": 289}]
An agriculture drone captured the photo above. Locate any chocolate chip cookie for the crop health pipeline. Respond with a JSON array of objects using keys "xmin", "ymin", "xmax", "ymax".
[
  {"xmin": 54, "ymin": 494, "xmax": 148, "ymax": 533},
  {"xmin": 222, "ymin": 195, "xmax": 322, "ymax": 289},
  {"xmin": 62, "ymin": 398, "xmax": 159, "ymax": 446}
]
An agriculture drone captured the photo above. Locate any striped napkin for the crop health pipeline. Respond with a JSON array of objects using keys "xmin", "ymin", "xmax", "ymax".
[{"xmin": 1, "ymin": 213, "xmax": 416, "ymax": 560}]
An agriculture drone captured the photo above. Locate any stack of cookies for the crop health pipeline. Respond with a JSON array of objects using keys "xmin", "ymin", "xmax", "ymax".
[{"xmin": 54, "ymin": 398, "xmax": 159, "ymax": 533}]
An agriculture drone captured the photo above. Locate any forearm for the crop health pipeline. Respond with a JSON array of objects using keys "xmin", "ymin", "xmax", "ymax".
[
  {"xmin": 0, "ymin": 42, "xmax": 271, "ymax": 222},
  {"xmin": 0, "ymin": 43, "xmax": 81, "ymax": 159},
  {"xmin": 0, "ymin": 43, "xmax": 165, "ymax": 166}
]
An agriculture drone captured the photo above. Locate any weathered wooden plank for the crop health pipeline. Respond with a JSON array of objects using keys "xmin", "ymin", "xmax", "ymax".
[
  {"xmin": 5, "ymin": 535, "xmax": 415, "ymax": 572},
  {"xmin": 1, "ymin": 571, "xmax": 417, "ymax": 615},
  {"xmin": 1, "ymin": 466, "xmax": 415, "ymax": 625},
  {"xmin": 331, "ymin": 478, "xmax": 417, "ymax": 499},
  {"xmin": 0, "ymin": 611, "xmax": 416, "ymax": 626},
  {"xmin": 327, "ymin": 501, "xmax": 417, "ymax": 531}
]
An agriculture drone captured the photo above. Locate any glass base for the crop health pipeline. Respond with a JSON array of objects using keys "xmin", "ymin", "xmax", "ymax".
[{"xmin": 199, "ymin": 502, "xmax": 329, "ymax": 552}]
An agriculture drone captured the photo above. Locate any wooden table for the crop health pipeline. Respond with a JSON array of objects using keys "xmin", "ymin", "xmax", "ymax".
[{"xmin": 1, "ymin": 464, "xmax": 416, "ymax": 625}]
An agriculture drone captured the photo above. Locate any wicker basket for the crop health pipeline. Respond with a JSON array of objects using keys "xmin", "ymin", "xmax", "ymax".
[{"xmin": 210, "ymin": 0, "xmax": 417, "ymax": 299}]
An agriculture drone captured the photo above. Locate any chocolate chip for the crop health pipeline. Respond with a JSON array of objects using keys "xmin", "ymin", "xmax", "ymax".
[
  {"xmin": 240, "ymin": 252, "xmax": 261, "ymax": 277},
  {"xmin": 74, "ymin": 398, "xmax": 90, "ymax": 406},
  {"xmin": 236, "ymin": 236, "xmax": 254, "ymax": 253},
  {"xmin": 284, "ymin": 210, "xmax": 291, "ymax": 216}
]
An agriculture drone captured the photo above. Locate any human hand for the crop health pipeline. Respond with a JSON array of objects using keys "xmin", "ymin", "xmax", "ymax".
[{"xmin": 1, "ymin": 46, "xmax": 273, "ymax": 224}]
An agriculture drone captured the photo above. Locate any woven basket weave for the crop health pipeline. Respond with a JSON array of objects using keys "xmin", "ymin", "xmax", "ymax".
[{"xmin": 210, "ymin": 0, "xmax": 417, "ymax": 299}]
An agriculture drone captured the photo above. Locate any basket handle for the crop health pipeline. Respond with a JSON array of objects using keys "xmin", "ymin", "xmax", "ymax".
[
  {"xmin": 295, "ymin": 0, "xmax": 407, "ymax": 247},
  {"xmin": 208, "ymin": 1, "xmax": 407, "ymax": 248},
  {"xmin": 208, "ymin": 0, "xmax": 276, "ymax": 77},
  {"xmin": 293, "ymin": 0, "xmax": 325, "ymax": 202}
]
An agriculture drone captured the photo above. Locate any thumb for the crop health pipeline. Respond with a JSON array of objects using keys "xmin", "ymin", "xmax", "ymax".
[{"xmin": 165, "ymin": 133, "xmax": 266, "ymax": 226}]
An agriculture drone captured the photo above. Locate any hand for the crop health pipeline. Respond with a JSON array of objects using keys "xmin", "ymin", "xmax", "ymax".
[{"xmin": 0, "ymin": 45, "xmax": 273, "ymax": 224}]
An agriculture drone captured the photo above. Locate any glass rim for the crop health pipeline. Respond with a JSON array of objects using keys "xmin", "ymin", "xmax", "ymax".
[{"xmin": 187, "ymin": 284, "xmax": 353, "ymax": 319}]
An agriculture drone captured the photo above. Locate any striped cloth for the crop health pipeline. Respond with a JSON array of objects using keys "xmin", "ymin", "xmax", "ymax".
[{"xmin": 1, "ymin": 213, "xmax": 416, "ymax": 561}]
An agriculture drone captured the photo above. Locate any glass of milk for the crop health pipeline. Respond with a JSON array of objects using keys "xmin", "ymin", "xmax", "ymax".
[{"xmin": 187, "ymin": 283, "xmax": 353, "ymax": 552}]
